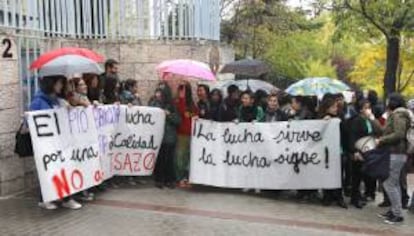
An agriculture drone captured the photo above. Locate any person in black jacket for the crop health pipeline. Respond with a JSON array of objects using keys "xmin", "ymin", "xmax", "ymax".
[
  {"xmin": 265, "ymin": 94, "xmax": 288, "ymax": 122},
  {"xmin": 349, "ymin": 99, "xmax": 382, "ymax": 208},
  {"xmin": 150, "ymin": 87, "xmax": 181, "ymax": 189},
  {"xmin": 99, "ymin": 59, "xmax": 119, "ymax": 90},
  {"xmin": 319, "ymin": 96, "xmax": 348, "ymax": 209},
  {"xmin": 102, "ymin": 74, "xmax": 120, "ymax": 104},
  {"xmin": 218, "ymin": 85, "xmax": 240, "ymax": 121},
  {"xmin": 197, "ymin": 84, "xmax": 211, "ymax": 119},
  {"xmin": 209, "ymin": 89, "xmax": 223, "ymax": 121}
]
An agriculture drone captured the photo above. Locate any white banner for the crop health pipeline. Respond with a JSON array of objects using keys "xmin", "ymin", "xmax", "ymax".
[
  {"xmin": 190, "ymin": 119, "xmax": 342, "ymax": 189},
  {"xmin": 27, "ymin": 105, "xmax": 165, "ymax": 202}
]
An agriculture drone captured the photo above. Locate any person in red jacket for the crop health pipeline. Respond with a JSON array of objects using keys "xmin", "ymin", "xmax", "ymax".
[{"xmin": 175, "ymin": 81, "xmax": 198, "ymax": 188}]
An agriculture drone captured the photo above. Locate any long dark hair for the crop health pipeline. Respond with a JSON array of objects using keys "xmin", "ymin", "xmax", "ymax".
[
  {"xmin": 356, "ymin": 99, "xmax": 370, "ymax": 114},
  {"xmin": 197, "ymin": 84, "xmax": 210, "ymax": 96},
  {"xmin": 179, "ymin": 81, "xmax": 195, "ymax": 110},
  {"xmin": 240, "ymin": 90, "xmax": 254, "ymax": 107},
  {"xmin": 318, "ymin": 97, "xmax": 337, "ymax": 118},
  {"xmin": 122, "ymin": 79, "xmax": 137, "ymax": 92},
  {"xmin": 209, "ymin": 88, "xmax": 223, "ymax": 105},
  {"xmin": 40, "ymin": 75, "xmax": 66, "ymax": 95},
  {"xmin": 84, "ymin": 74, "xmax": 101, "ymax": 101}
]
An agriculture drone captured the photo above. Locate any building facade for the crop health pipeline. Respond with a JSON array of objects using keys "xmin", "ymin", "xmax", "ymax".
[{"xmin": 0, "ymin": 0, "xmax": 234, "ymax": 196}]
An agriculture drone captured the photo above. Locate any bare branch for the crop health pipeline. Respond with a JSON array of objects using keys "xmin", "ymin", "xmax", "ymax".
[{"xmin": 400, "ymin": 70, "xmax": 414, "ymax": 92}]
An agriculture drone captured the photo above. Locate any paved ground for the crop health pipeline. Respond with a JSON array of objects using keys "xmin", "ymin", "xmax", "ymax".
[{"xmin": 0, "ymin": 176, "xmax": 413, "ymax": 236}]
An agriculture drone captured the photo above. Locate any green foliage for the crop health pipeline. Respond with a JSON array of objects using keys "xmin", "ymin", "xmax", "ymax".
[
  {"xmin": 331, "ymin": 0, "xmax": 414, "ymax": 95},
  {"xmin": 221, "ymin": 0, "xmax": 414, "ymax": 96}
]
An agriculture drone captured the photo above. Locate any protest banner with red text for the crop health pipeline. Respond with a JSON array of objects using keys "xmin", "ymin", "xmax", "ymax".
[
  {"xmin": 190, "ymin": 119, "xmax": 342, "ymax": 189},
  {"xmin": 27, "ymin": 105, "xmax": 165, "ymax": 202}
]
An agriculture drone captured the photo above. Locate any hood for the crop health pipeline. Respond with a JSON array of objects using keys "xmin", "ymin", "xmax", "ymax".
[
  {"xmin": 393, "ymin": 107, "xmax": 411, "ymax": 120},
  {"xmin": 34, "ymin": 90, "xmax": 52, "ymax": 102},
  {"xmin": 32, "ymin": 90, "xmax": 59, "ymax": 110}
]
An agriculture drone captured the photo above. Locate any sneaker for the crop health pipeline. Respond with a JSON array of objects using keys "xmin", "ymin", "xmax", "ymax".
[
  {"xmin": 254, "ymin": 189, "xmax": 261, "ymax": 194},
  {"xmin": 242, "ymin": 188, "xmax": 250, "ymax": 193},
  {"xmin": 38, "ymin": 202, "xmax": 58, "ymax": 210},
  {"xmin": 62, "ymin": 199, "xmax": 82, "ymax": 210},
  {"xmin": 128, "ymin": 180, "xmax": 137, "ymax": 186},
  {"xmin": 80, "ymin": 192, "xmax": 94, "ymax": 202},
  {"xmin": 377, "ymin": 211, "xmax": 393, "ymax": 219},
  {"xmin": 384, "ymin": 215, "xmax": 404, "ymax": 225}
]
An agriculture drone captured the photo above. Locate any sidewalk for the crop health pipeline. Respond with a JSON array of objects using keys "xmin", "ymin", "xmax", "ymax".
[{"xmin": 0, "ymin": 176, "xmax": 413, "ymax": 236}]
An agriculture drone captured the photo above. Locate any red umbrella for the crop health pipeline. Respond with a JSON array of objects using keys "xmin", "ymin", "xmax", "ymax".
[{"xmin": 30, "ymin": 47, "xmax": 104, "ymax": 70}]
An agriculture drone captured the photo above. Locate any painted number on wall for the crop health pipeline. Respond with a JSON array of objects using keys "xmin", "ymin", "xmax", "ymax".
[{"xmin": 2, "ymin": 38, "xmax": 13, "ymax": 58}]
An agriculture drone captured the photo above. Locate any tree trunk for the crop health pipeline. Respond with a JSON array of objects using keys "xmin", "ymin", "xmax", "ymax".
[{"xmin": 384, "ymin": 34, "xmax": 400, "ymax": 97}]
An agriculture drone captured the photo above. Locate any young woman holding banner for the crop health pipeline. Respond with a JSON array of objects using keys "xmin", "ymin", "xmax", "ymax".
[
  {"xmin": 30, "ymin": 75, "xmax": 83, "ymax": 210},
  {"xmin": 318, "ymin": 95, "xmax": 347, "ymax": 209},
  {"xmin": 150, "ymin": 85, "xmax": 181, "ymax": 189},
  {"xmin": 69, "ymin": 75, "xmax": 96, "ymax": 202},
  {"xmin": 237, "ymin": 90, "xmax": 264, "ymax": 194},
  {"xmin": 237, "ymin": 91, "xmax": 265, "ymax": 123}
]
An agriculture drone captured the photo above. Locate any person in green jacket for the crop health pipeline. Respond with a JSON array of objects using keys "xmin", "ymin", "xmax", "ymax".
[
  {"xmin": 150, "ymin": 86, "xmax": 181, "ymax": 189},
  {"xmin": 376, "ymin": 93, "xmax": 410, "ymax": 224},
  {"xmin": 237, "ymin": 90, "xmax": 265, "ymax": 123}
]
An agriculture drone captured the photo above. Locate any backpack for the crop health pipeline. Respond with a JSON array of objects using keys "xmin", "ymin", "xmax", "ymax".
[{"xmin": 406, "ymin": 109, "xmax": 414, "ymax": 154}]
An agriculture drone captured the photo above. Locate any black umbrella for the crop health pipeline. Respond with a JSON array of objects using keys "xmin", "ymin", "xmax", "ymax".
[{"xmin": 220, "ymin": 59, "xmax": 269, "ymax": 77}]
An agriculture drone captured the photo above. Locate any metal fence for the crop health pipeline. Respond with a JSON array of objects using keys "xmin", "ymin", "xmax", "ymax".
[
  {"xmin": 0, "ymin": 0, "xmax": 220, "ymax": 111},
  {"xmin": 0, "ymin": 0, "xmax": 220, "ymax": 40}
]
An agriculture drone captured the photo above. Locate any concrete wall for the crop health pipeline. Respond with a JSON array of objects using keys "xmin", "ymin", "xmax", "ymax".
[
  {"xmin": 0, "ymin": 33, "xmax": 39, "ymax": 196},
  {"xmin": 0, "ymin": 33, "xmax": 234, "ymax": 197}
]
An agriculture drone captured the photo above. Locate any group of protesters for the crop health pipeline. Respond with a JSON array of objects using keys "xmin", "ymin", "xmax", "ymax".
[{"xmin": 29, "ymin": 59, "xmax": 414, "ymax": 225}]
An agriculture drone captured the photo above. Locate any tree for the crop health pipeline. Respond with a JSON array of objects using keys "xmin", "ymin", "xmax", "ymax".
[
  {"xmin": 350, "ymin": 39, "xmax": 414, "ymax": 97},
  {"xmin": 221, "ymin": 0, "xmax": 315, "ymax": 59},
  {"xmin": 331, "ymin": 0, "xmax": 414, "ymax": 96}
]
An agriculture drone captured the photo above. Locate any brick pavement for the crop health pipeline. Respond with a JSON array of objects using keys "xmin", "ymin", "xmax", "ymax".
[{"xmin": 0, "ymin": 179, "xmax": 413, "ymax": 236}]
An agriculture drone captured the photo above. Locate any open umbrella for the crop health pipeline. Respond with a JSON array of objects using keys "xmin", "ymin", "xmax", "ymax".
[
  {"xmin": 156, "ymin": 59, "xmax": 215, "ymax": 81},
  {"xmin": 30, "ymin": 47, "xmax": 104, "ymax": 69},
  {"xmin": 214, "ymin": 79, "xmax": 278, "ymax": 96},
  {"xmin": 38, "ymin": 55, "xmax": 103, "ymax": 77},
  {"xmin": 156, "ymin": 59, "xmax": 210, "ymax": 72},
  {"xmin": 285, "ymin": 77, "xmax": 350, "ymax": 98},
  {"xmin": 220, "ymin": 59, "xmax": 269, "ymax": 77}
]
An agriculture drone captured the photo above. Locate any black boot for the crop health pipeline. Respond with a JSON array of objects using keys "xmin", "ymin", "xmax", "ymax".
[
  {"xmin": 350, "ymin": 199, "xmax": 364, "ymax": 209},
  {"xmin": 337, "ymin": 198, "xmax": 348, "ymax": 209}
]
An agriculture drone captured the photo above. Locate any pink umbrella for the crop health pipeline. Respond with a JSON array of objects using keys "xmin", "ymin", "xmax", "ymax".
[{"xmin": 156, "ymin": 59, "xmax": 215, "ymax": 81}]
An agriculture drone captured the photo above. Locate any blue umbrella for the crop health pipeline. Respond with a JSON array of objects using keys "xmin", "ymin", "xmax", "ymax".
[{"xmin": 286, "ymin": 77, "xmax": 350, "ymax": 98}]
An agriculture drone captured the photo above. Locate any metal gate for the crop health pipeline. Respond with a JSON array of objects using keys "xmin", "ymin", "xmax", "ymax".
[{"xmin": 1, "ymin": 0, "xmax": 221, "ymax": 111}]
